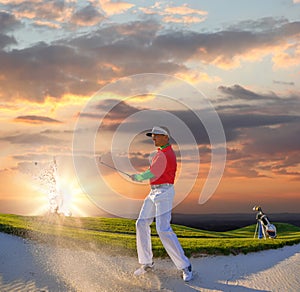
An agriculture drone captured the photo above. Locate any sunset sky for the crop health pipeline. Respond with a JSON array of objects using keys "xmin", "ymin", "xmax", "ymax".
[{"xmin": 0, "ymin": 0, "xmax": 299, "ymax": 217}]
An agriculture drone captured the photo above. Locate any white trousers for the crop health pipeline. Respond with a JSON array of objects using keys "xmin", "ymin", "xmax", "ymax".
[{"xmin": 136, "ymin": 185, "xmax": 190, "ymax": 270}]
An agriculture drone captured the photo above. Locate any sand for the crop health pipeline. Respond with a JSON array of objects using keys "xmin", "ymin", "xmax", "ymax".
[{"xmin": 0, "ymin": 232, "xmax": 300, "ymax": 291}]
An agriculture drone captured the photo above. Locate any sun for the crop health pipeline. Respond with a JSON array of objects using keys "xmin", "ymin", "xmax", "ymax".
[{"xmin": 29, "ymin": 170, "xmax": 90, "ymax": 217}]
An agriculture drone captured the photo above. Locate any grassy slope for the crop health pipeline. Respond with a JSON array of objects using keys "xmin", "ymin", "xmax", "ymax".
[{"xmin": 0, "ymin": 213, "xmax": 300, "ymax": 257}]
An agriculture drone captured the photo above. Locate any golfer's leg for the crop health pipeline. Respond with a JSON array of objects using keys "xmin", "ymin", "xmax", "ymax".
[
  {"xmin": 136, "ymin": 195, "xmax": 155, "ymax": 265},
  {"xmin": 155, "ymin": 191, "xmax": 190, "ymax": 269}
]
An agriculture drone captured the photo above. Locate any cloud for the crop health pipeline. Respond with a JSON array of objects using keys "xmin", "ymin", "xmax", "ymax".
[
  {"xmin": 33, "ymin": 20, "xmax": 62, "ymax": 29},
  {"xmin": 71, "ymin": 4, "xmax": 105, "ymax": 26},
  {"xmin": 0, "ymin": 42, "xmax": 100, "ymax": 101},
  {"xmin": 140, "ymin": 3, "xmax": 207, "ymax": 24},
  {"xmin": 14, "ymin": 115, "xmax": 62, "ymax": 124},
  {"xmin": 0, "ymin": 11, "xmax": 20, "ymax": 48},
  {"xmin": 79, "ymin": 99, "xmax": 144, "ymax": 132},
  {"xmin": 175, "ymin": 70, "xmax": 221, "ymax": 84},
  {"xmin": 0, "ymin": 1, "xmax": 104, "ymax": 29},
  {"xmin": 99, "ymin": 0, "xmax": 134, "ymax": 16},
  {"xmin": 154, "ymin": 20, "xmax": 300, "ymax": 68},
  {"xmin": 0, "ymin": 20, "xmax": 172, "ymax": 102},
  {"xmin": 85, "ymin": 98, "xmax": 300, "ymax": 179},
  {"xmin": 3, "ymin": 0, "xmax": 73, "ymax": 23},
  {"xmin": 163, "ymin": 15, "xmax": 206, "ymax": 24},
  {"xmin": 78, "ymin": 96, "xmax": 300, "ymax": 149},
  {"xmin": 226, "ymin": 157, "xmax": 268, "ymax": 178},
  {"xmin": 218, "ymin": 84, "xmax": 276, "ymax": 100},
  {"xmin": 1, "ymin": 18, "xmax": 299, "ymax": 103},
  {"xmin": 0, "ymin": 133, "xmax": 61, "ymax": 145},
  {"xmin": 95, "ymin": 99, "xmax": 141, "ymax": 116},
  {"xmin": 0, "ymin": 11, "xmax": 22, "ymax": 32},
  {"xmin": 0, "ymin": 34, "xmax": 17, "ymax": 49},
  {"xmin": 223, "ymin": 122, "xmax": 300, "ymax": 179},
  {"xmin": 272, "ymin": 42, "xmax": 300, "ymax": 70},
  {"xmin": 225, "ymin": 17, "xmax": 288, "ymax": 32},
  {"xmin": 13, "ymin": 153, "xmax": 53, "ymax": 162},
  {"xmin": 1, "ymin": 0, "xmax": 130, "ymax": 29},
  {"xmin": 164, "ymin": 4, "xmax": 207, "ymax": 17},
  {"xmin": 243, "ymin": 123, "xmax": 300, "ymax": 154},
  {"xmin": 216, "ymin": 84, "xmax": 300, "ymax": 115},
  {"xmin": 221, "ymin": 113, "xmax": 300, "ymax": 130},
  {"xmin": 168, "ymin": 110, "xmax": 300, "ymax": 145},
  {"xmin": 273, "ymin": 80, "xmax": 295, "ymax": 86}
]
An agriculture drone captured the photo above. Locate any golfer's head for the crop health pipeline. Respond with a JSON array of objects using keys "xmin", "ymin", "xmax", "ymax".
[{"xmin": 146, "ymin": 126, "xmax": 170, "ymax": 147}]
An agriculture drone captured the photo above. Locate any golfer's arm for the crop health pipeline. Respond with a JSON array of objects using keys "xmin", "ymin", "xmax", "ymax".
[{"xmin": 133, "ymin": 169, "xmax": 155, "ymax": 181}]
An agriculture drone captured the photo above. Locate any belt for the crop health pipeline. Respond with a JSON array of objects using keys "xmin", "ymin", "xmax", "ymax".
[{"xmin": 150, "ymin": 183, "xmax": 173, "ymax": 189}]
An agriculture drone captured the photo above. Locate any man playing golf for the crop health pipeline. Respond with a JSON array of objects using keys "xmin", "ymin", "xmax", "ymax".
[{"xmin": 131, "ymin": 126, "xmax": 192, "ymax": 282}]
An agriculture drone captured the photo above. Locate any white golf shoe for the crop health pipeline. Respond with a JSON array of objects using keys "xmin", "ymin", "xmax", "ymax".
[
  {"xmin": 133, "ymin": 262, "xmax": 154, "ymax": 276},
  {"xmin": 182, "ymin": 265, "xmax": 193, "ymax": 282}
]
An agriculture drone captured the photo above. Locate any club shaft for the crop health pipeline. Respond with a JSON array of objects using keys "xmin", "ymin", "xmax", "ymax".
[{"xmin": 100, "ymin": 161, "xmax": 131, "ymax": 177}]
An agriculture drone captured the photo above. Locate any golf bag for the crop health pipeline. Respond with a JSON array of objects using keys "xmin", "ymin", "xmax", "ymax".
[{"xmin": 253, "ymin": 206, "xmax": 277, "ymax": 239}]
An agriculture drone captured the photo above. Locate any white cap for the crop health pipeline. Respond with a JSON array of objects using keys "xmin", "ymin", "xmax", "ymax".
[{"xmin": 146, "ymin": 126, "xmax": 170, "ymax": 137}]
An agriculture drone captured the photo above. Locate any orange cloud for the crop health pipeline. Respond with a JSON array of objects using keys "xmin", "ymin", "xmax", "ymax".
[
  {"xmin": 140, "ymin": 3, "xmax": 207, "ymax": 24},
  {"xmin": 99, "ymin": 0, "xmax": 134, "ymax": 16},
  {"xmin": 9, "ymin": 0, "xmax": 74, "ymax": 24},
  {"xmin": 129, "ymin": 94, "xmax": 156, "ymax": 103},
  {"xmin": 209, "ymin": 40, "xmax": 300, "ymax": 70},
  {"xmin": 272, "ymin": 43, "xmax": 300, "ymax": 70},
  {"xmin": 175, "ymin": 70, "xmax": 221, "ymax": 84},
  {"xmin": 0, "ymin": 0, "xmax": 42, "ymax": 3},
  {"xmin": 34, "ymin": 20, "xmax": 61, "ymax": 29},
  {"xmin": 164, "ymin": 5, "xmax": 207, "ymax": 16}
]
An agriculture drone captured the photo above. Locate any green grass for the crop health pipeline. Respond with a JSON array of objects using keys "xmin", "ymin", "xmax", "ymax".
[{"xmin": 1, "ymin": 213, "xmax": 300, "ymax": 257}]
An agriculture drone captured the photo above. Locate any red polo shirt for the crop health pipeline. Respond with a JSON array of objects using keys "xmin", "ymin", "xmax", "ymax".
[{"xmin": 150, "ymin": 144, "xmax": 177, "ymax": 185}]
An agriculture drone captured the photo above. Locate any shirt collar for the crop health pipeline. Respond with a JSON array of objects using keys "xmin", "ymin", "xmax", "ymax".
[{"xmin": 159, "ymin": 143, "xmax": 170, "ymax": 150}]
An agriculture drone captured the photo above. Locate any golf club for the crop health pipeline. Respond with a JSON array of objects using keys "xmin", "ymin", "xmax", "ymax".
[{"xmin": 98, "ymin": 157, "xmax": 131, "ymax": 177}]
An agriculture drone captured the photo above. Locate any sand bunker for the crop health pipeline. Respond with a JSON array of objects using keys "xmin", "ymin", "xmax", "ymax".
[{"xmin": 0, "ymin": 232, "xmax": 299, "ymax": 291}]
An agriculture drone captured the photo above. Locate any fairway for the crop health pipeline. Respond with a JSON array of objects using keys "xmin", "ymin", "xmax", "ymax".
[{"xmin": 1, "ymin": 214, "xmax": 300, "ymax": 257}]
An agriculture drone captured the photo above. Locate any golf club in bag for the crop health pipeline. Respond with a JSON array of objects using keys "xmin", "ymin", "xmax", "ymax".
[{"xmin": 253, "ymin": 206, "xmax": 277, "ymax": 239}]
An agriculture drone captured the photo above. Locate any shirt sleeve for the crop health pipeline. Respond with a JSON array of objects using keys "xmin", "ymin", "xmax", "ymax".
[{"xmin": 134, "ymin": 169, "xmax": 155, "ymax": 181}]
